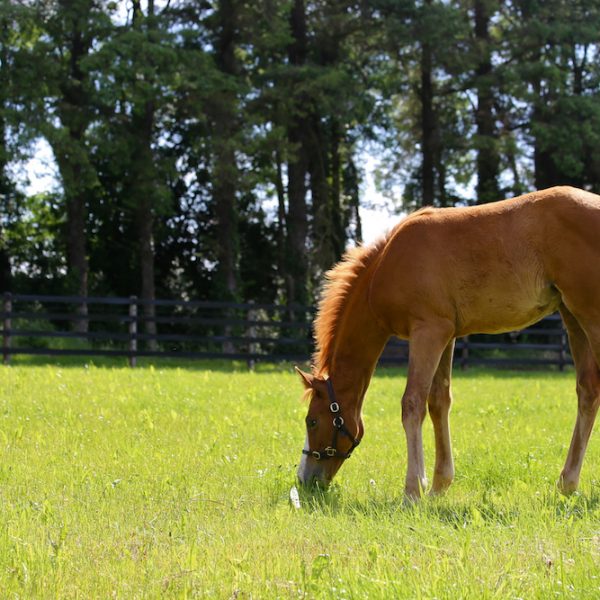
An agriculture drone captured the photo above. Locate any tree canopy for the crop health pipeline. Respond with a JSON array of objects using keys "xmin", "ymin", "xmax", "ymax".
[{"xmin": 2, "ymin": 0, "xmax": 600, "ymax": 306}]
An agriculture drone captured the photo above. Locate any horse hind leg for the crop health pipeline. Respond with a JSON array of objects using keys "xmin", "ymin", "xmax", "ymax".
[
  {"xmin": 427, "ymin": 340, "xmax": 456, "ymax": 494},
  {"xmin": 558, "ymin": 305, "xmax": 600, "ymax": 494}
]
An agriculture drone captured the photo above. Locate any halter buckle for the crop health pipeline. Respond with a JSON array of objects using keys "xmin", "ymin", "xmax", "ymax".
[
  {"xmin": 333, "ymin": 416, "xmax": 344, "ymax": 428},
  {"xmin": 325, "ymin": 447, "xmax": 336, "ymax": 457},
  {"xmin": 311, "ymin": 451, "xmax": 321, "ymax": 460},
  {"xmin": 330, "ymin": 402, "xmax": 340, "ymax": 413}
]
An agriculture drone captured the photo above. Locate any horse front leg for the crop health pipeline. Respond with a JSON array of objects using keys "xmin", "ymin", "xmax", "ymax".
[
  {"xmin": 427, "ymin": 340, "xmax": 456, "ymax": 495},
  {"xmin": 402, "ymin": 321, "xmax": 454, "ymax": 500}
]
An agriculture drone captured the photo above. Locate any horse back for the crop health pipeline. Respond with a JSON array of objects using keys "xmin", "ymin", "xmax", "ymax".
[{"xmin": 369, "ymin": 186, "xmax": 600, "ymax": 338}]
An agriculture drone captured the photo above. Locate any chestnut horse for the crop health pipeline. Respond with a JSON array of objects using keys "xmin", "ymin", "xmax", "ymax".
[{"xmin": 296, "ymin": 186, "xmax": 600, "ymax": 499}]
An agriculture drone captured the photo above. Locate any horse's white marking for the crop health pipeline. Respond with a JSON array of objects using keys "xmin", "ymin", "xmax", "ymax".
[{"xmin": 297, "ymin": 435, "xmax": 309, "ymax": 483}]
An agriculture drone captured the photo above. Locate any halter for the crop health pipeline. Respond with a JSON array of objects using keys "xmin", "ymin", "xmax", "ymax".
[{"xmin": 302, "ymin": 378, "xmax": 361, "ymax": 461}]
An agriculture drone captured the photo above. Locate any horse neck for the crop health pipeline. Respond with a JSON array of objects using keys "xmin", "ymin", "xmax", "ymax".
[{"xmin": 328, "ymin": 282, "xmax": 389, "ymax": 417}]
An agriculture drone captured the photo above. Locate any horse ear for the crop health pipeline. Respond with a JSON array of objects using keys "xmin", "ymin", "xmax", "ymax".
[{"xmin": 294, "ymin": 366, "xmax": 315, "ymax": 389}]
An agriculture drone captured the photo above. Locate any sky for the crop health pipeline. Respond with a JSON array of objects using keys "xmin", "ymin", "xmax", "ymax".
[{"xmin": 18, "ymin": 138, "xmax": 398, "ymax": 246}]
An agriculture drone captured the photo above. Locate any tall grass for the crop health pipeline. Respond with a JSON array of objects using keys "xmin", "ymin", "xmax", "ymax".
[{"xmin": 0, "ymin": 362, "xmax": 598, "ymax": 598}]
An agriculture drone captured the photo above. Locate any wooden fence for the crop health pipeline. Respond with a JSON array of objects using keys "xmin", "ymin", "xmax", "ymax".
[{"xmin": 1, "ymin": 293, "xmax": 572, "ymax": 369}]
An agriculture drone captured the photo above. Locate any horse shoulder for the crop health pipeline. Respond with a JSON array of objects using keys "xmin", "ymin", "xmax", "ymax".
[{"xmin": 368, "ymin": 211, "xmax": 457, "ymax": 337}]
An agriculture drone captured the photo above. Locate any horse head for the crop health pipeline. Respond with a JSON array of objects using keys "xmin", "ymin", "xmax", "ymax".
[{"xmin": 295, "ymin": 367, "xmax": 363, "ymax": 487}]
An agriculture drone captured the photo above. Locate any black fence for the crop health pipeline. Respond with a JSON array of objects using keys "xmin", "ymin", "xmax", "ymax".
[{"xmin": 1, "ymin": 293, "xmax": 572, "ymax": 369}]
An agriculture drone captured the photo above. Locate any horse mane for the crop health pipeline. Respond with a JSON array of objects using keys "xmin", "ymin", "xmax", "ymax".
[{"xmin": 312, "ymin": 233, "xmax": 391, "ymax": 377}]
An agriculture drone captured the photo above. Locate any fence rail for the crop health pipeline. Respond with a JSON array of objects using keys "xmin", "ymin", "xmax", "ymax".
[{"xmin": 1, "ymin": 292, "xmax": 572, "ymax": 369}]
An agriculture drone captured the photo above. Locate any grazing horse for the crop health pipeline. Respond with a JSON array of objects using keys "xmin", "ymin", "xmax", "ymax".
[{"xmin": 296, "ymin": 186, "xmax": 600, "ymax": 499}]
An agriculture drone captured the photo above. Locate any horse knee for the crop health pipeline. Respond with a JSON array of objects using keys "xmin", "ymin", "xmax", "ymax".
[{"xmin": 402, "ymin": 394, "xmax": 427, "ymax": 426}]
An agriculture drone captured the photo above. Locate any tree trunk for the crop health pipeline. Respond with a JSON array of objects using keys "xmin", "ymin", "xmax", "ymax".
[
  {"xmin": 420, "ymin": 4, "xmax": 435, "ymax": 207},
  {"xmin": 212, "ymin": 0, "xmax": 239, "ymax": 302},
  {"xmin": 344, "ymin": 157, "xmax": 362, "ymax": 244},
  {"xmin": 308, "ymin": 116, "xmax": 334, "ymax": 273},
  {"xmin": 275, "ymin": 150, "xmax": 287, "ymax": 289},
  {"xmin": 0, "ymin": 18, "xmax": 12, "ymax": 293},
  {"xmin": 530, "ymin": 53, "xmax": 559, "ymax": 190},
  {"xmin": 286, "ymin": 0, "xmax": 309, "ymax": 309},
  {"xmin": 533, "ymin": 126, "xmax": 559, "ymax": 189},
  {"xmin": 213, "ymin": 137, "xmax": 238, "ymax": 299},
  {"xmin": 49, "ymin": 142, "xmax": 89, "ymax": 332},
  {"xmin": 65, "ymin": 180, "xmax": 89, "ymax": 332},
  {"xmin": 0, "ymin": 239, "xmax": 9, "ymax": 293},
  {"xmin": 436, "ymin": 152, "xmax": 447, "ymax": 207},
  {"xmin": 53, "ymin": 6, "xmax": 92, "ymax": 332},
  {"xmin": 286, "ymin": 122, "xmax": 309, "ymax": 309},
  {"xmin": 137, "ymin": 196, "xmax": 156, "ymax": 347},
  {"xmin": 131, "ymin": 99, "xmax": 157, "ymax": 349},
  {"xmin": 474, "ymin": 0, "xmax": 500, "ymax": 204},
  {"xmin": 329, "ymin": 119, "xmax": 344, "ymax": 260},
  {"xmin": 131, "ymin": 0, "xmax": 157, "ymax": 348}
]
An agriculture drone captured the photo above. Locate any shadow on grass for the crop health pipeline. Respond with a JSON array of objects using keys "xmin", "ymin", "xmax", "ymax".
[
  {"xmin": 550, "ymin": 487, "xmax": 600, "ymax": 519},
  {"xmin": 290, "ymin": 481, "xmax": 600, "ymax": 526}
]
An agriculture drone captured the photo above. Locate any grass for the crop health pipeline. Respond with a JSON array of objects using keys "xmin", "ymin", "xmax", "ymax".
[{"xmin": 0, "ymin": 361, "xmax": 599, "ymax": 598}]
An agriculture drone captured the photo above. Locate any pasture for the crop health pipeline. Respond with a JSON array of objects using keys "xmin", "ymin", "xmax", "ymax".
[{"xmin": 0, "ymin": 362, "xmax": 599, "ymax": 598}]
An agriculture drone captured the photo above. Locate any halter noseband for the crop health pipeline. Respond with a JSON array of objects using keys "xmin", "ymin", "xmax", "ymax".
[{"xmin": 302, "ymin": 378, "xmax": 361, "ymax": 461}]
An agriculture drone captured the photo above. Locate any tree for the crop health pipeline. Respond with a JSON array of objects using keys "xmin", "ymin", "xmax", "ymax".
[
  {"xmin": 502, "ymin": 0, "xmax": 600, "ymax": 192},
  {"xmin": 285, "ymin": 0, "xmax": 310, "ymax": 307},
  {"xmin": 206, "ymin": 0, "xmax": 243, "ymax": 300},
  {"xmin": 6, "ymin": 0, "xmax": 600, "ymax": 314},
  {"xmin": 89, "ymin": 0, "xmax": 177, "ymax": 343},
  {"xmin": 0, "ymin": 2, "xmax": 18, "ymax": 292},
  {"xmin": 21, "ymin": 0, "xmax": 114, "ymax": 329},
  {"xmin": 473, "ymin": 0, "xmax": 501, "ymax": 203},
  {"xmin": 374, "ymin": 0, "xmax": 471, "ymax": 209}
]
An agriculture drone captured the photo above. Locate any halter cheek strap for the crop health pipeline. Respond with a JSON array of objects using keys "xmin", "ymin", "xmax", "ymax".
[{"xmin": 302, "ymin": 378, "xmax": 361, "ymax": 461}]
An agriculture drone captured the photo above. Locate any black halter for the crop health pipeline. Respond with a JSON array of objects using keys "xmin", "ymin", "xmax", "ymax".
[{"xmin": 302, "ymin": 378, "xmax": 361, "ymax": 461}]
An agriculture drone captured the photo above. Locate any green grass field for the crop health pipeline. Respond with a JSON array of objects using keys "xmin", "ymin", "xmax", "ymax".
[{"xmin": 0, "ymin": 361, "xmax": 599, "ymax": 598}]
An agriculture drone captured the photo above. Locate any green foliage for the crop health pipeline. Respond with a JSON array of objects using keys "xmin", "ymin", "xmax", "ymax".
[
  {"xmin": 0, "ymin": 364, "xmax": 599, "ymax": 597},
  {"xmin": 4, "ymin": 193, "xmax": 66, "ymax": 291},
  {"xmin": 4, "ymin": 1, "xmax": 600, "ymax": 301}
]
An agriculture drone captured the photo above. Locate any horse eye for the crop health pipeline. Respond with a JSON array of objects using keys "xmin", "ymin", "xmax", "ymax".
[{"xmin": 306, "ymin": 417, "xmax": 318, "ymax": 430}]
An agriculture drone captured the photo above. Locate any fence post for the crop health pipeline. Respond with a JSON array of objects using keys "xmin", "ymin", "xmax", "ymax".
[
  {"xmin": 129, "ymin": 296, "xmax": 137, "ymax": 368},
  {"xmin": 460, "ymin": 335, "xmax": 469, "ymax": 370},
  {"xmin": 2, "ymin": 292, "xmax": 11, "ymax": 365}
]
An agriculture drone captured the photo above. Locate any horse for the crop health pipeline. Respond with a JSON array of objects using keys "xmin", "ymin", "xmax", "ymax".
[{"xmin": 295, "ymin": 186, "xmax": 600, "ymax": 499}]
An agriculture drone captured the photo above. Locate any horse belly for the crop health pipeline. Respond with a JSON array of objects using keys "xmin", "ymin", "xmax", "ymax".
[{"xmin": 454, "ymin": 278, "xmax": 561, "ymax": 336}]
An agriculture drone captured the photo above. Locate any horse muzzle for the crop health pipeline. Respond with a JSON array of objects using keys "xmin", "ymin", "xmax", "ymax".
[
  {"xmin": 297, "ymin": 437, "xmax": 331, "ymax": 487},
  {"xmin": 297, "ymin": 459, "xmax": 330, "ymax": 487}
]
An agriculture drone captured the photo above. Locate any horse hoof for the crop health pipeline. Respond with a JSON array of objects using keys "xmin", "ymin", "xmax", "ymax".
[
  {"xmin": 557, "ymin": 477, "xmax": 578, "ymax": 496},
  {"xmin": 429, "ymin": 485, "xmax": 450, "ymax": 497},
  {"xmin": 430, "ymin": 474, "xmax": 453, "ymax": 495},
  {"xmin": 403, "ymin": 492, "xmax": 422, "ymax": 505},
  {"xmin": 404, "ymin": 480, "xmax": 428, "ymax": 502}
]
